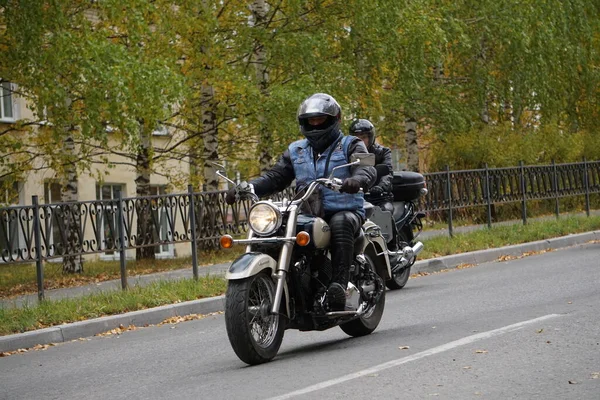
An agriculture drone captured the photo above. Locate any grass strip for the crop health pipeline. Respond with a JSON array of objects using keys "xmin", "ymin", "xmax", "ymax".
[
  {"xmin": 0, "ymin": 276, "xmax": 226, "ymax": 336},
  {"xmin": 419, "ymin": 215, "xmax": 600, "ymax": 259},
  {"xmin": 0, "ymin": 248, "xmax": 244, "ymax": 298}
]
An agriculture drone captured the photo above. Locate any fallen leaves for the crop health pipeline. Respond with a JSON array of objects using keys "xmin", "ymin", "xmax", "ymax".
[
  {"xmin": 160, "ymin": 313, "xmax": 209, "ymax": 325},
  {"xmin": 475, "ymin": 350, "xmax": 488, "ymax": 354},
  {"xmin": 0, "ymin": 343, "xmax": 56, "ymax": 357},
  {"xmin": 96, "ymin": 324, "xmax": 138, "ymax": 337},
  {"xmin": 498, "ymin": 249, "xmax": 552, "ymax": 262},
  {"xmin": 591, "ymin": 372, "xmax": 600, "ymax": 380},
  {"xmin": 94, "ymin": 311, "xmax": 224, "ymax": 337},
  {"xmin": 398, "ymin": 346, "xmax": 410, "ymax": 350},
  {"xmin": 410, "ymin": 265, "xmax": 475, "ymax": 278}
]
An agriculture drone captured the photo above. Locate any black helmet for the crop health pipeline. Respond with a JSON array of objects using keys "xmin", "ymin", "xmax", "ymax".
[
  {"xmin": 297, "ymin": 93, "xmax": 342, "ymax": 152},
  {"xmin": 349, "ymin": 119, "xmax": 376, "ymax": 150}
]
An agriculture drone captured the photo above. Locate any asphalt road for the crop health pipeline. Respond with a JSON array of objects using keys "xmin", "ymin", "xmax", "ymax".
[{"xmin": 2, "ymin": 242, "xmax": 599, "ymax": 400}]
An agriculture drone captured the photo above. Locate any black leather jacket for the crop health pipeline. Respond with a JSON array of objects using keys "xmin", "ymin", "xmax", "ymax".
[
  {"xmin": 365, "ymin": 143, "xmax": 394, "ymax": 203},
  {"xmin": 250, "ymin": 135, "xmax": 376, "ymax": 200}
]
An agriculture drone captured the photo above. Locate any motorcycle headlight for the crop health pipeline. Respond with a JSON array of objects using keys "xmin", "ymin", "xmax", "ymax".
[{"xmin": 248, "ymin": 201, "xmax": 282, "ymax": 236}]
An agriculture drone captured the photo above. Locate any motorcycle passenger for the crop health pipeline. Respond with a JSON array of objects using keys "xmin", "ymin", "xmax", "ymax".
[
  {"xmin": 225, "ymin": 93, "xmax": 376, "ymax": 311},
  {"xmin": 349, "ymin": 118, "xmax": 397, "ymax": 251}
]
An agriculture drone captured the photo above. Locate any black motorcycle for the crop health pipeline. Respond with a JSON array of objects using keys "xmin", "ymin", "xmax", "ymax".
[
  {"xmin": 215, "ymin": 155, "xmax": 424, "ymax": 365},
  {"xmin": 367, "ymin": 170, "xmax": 427, "ymax": 290}
]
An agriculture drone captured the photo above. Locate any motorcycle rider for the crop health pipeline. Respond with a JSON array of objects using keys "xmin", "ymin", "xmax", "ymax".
[
  {"xmin": 225, "ymin": 93, "xmax": 376, "ymax": 311},
  {"xmin": 349, "ymin": 118, "xmax": 397, "ymax": 251}
]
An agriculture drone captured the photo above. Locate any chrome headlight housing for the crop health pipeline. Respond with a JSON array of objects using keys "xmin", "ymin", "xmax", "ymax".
[{"xmin": 248, "ymin": 201, "xmax": 282, "ymax": 236}]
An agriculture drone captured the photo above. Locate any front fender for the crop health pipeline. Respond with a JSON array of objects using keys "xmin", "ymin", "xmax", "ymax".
[
  {"xmin": 225, "ymin": 252, "xmax": 277, "ymax": 280},
  {"xmin": 225, "ymin": 252, "xmax": 292, "ymax": 318}
]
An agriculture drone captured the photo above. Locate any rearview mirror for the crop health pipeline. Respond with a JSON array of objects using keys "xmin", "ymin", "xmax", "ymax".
[{"xmin": 350, "ymin": 153, "xmax": 375, "ymax": 166}]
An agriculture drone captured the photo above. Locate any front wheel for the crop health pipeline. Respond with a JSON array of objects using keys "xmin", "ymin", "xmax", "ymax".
[
  {"xmin": 386, "ymin": 227, "xmax": 413, "ymax": 290},
  {"xmin": 340, "ymin": 255, "xmax": 385, "ymax": 337},
  {"xmin": 225, "ymin": 271, "xmax": 284, "ymax": 365}
]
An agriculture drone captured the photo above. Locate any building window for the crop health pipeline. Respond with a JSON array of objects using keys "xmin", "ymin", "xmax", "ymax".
[
  {"xmin": 152, "ymin": 124, "xmax": 169, "ymax": 136},
  {"xmin": 1, "ymin": 180, "xmax": 20, "ymax": 206},
  {"xmin": 43, "ymin": 182, "xmax": 63, "ymax": 258},
  {"xmin": 0, "ymin": 81, "xmax": 16, "ymax": 122},
  {"xmin": 96, "ymin": 184, "xmax": 124, "ymax": 258},
  {"xmin": 150, "ymin": 185, "xmax": 174, "ymax": 258},
  {"xmin": 0, "ymin": 181, "xmax": 22, "ymax": 261},
  {"xmin": 96, "ymin": 184, "xmax": 123, "ymax": 201}
]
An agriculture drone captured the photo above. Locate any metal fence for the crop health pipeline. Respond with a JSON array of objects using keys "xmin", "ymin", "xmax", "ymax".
[
  {"xmin": 2, "ymin": 160, "xmax": 599, "ymax": 300},
  {"xmin": 423, "ymin": 159, "xmax": 600, "ymax": 235}
]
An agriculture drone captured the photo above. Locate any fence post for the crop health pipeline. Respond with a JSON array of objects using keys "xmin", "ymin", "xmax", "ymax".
[
  {"xmin": 583, "ymin": 157, "xmax": 590, "ymax": 217},
  {"xmin": 446, "ymin": 165, "xmax": 453, "ymax": 237},
  {"xmin": 485, "ymin": 163, "xmax": 492, "ymax": 229},
  {"xmin": 117, "ymin": 192, "xmax": 128, "ymax": 290},
  {"xmin": 552, "ymin": 160, "xmax": 559, "ymax": 219},
  {"xmin": 188, "ymin": 185, "xmax": 199, "ymax": 280},
  {"xmin": 519, "ymin": 161, "xmax": 527, "ymax": 225},
  {"xmin": 32, "ymin": 196, "xmax": 45, "ymax": 302}
]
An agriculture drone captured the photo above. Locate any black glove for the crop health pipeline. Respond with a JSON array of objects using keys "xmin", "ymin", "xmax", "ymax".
[
  {"xmin": 341, "ymin": 178, "xmax": 361, "ymax": 194},
  {"xmin": 369, "ymin": 186, "xmax": 384, "ymax": 197},
  {"xmin": 225, "ymin": 187, "xmax": 237, "ymax": 205}
]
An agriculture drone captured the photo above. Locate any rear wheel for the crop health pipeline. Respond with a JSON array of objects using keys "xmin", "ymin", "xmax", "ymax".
[
  {"xmin": 340, "ymin": 255, "xmax": 385, "ymax": 337},
  {"xmin": 386, "ymin": 228, "xmax": 413, "ymax": 290},
  {"xmin": 225, "ymin": 271, "xmax": 284, "ymax": 365}
]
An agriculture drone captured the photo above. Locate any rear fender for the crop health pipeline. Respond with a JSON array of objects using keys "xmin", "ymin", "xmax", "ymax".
[{"xmin": 361, "ymin": 222, "xmax": 392, "ymax": 280}]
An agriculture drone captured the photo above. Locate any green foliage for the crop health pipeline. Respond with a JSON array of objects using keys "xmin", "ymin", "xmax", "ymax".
[
  {"xmin": 1, "ymin": 0, "xmax": 599, "ymax": 182},
  {"xmin": 430, "ymin": 123, "xmax": 591, "ymax": 169}
]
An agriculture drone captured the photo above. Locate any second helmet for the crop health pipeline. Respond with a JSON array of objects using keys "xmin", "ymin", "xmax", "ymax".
[{"xmin": 349, "ymin": 119, "xmax": 376, "ymax": 150}]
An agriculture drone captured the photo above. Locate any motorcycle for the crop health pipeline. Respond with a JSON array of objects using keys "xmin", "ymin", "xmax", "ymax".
[
  {"xmin": 367, "ymin": 169, "xmax": 428, "ymax": 290},
  {"xmin": 215, "ymin": 155, "xmax": 424, "ymax": 365}
]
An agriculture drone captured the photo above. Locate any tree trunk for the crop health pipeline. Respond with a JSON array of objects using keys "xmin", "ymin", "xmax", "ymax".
[
  {"xmin": 250, "ymin": 0, "xmax": 272, "ymax": 173},
  {"xmin": 478, "ymin": 36, "xmax": 491, "ymax": 125},
  {"xmin": 201, "ymin": 82, "xmax": 219, "ymax": 191},
  {"xmin": 61, "ymin": 127, "xmax": 84, "ymax": 273},
  {"xmin": 135, "ymin": 120, "xmax": 155, "ymax": 260},
  {"xmin": 405, "ymin": 115, "xmax": 419, "ymax": 172}
]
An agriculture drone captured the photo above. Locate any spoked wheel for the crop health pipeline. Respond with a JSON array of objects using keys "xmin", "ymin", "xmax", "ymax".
[
  {"xmin": 386, "ymin": 228, "xmax": 413, "ymax": 290},
  {"xmin": 225, "ymin": 271, "xmax": 284, "ymax": 365},
  {"xmin": 340, "ymin": 254, "xmax": 385, "ymax": 337}
]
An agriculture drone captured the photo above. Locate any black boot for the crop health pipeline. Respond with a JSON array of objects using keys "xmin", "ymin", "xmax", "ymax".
[
  {"xmin": 327, "ymin": 282, "xmax": 346, "ymax": 311},
  {"xmin": 327, "ymin": 211, "xmax": 362, "ymax": 311}
]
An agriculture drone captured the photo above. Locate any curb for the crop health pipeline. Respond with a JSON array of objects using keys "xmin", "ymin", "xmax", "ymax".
[
  {"xmin": 0, "ymin": 296, "xmax": 225, "ymax": 353},
  {"xmin": 2, "ymin": 231, "xmax": 599, "ymax": 353},
  {"xmin": 412, "ymin": 230, "xmax": 600, "ymax": 274}
]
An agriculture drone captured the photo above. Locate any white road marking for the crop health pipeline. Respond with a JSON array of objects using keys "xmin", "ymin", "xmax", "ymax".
[{"xmin": 267, "ymin": 314, "xmax": 561, "ymax": 400}]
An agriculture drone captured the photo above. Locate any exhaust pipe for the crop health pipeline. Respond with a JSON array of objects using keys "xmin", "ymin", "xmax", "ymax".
[
  {"xmin": 401, "ymin": 241, "xmax": 423, "ymax": 259},
  {"xmin": 391, "ymin": 241, "xmax": 424, "ymax": 273}
]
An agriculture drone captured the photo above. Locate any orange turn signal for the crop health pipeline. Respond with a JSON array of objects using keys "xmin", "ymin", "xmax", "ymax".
[
  {"xmin": 296, "ymin": 231, "xmax": 310, "ymax": 247},
  {"xmin": 220, "ymin": 235, "xmax": 234, "ymax": 249}
]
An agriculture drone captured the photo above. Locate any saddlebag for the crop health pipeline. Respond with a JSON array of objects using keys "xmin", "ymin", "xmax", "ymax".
[{"xmin": 392, "ymin": 172, "xmax": 426, "ymax": 201}]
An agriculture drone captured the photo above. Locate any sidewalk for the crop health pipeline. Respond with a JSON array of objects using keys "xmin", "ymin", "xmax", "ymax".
[
  {"xmin": 3, "ymin": 210, "xmax": 599, "ymax": 310},
  {"xmin": 1, "ymin": 228, "xmax": 599, "ymax": 352}
]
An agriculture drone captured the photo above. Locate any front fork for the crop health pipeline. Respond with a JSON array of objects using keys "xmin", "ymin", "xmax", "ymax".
[{"xmin": 271, "ymin": 207, "xmax": 299, "ymax": 316}]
